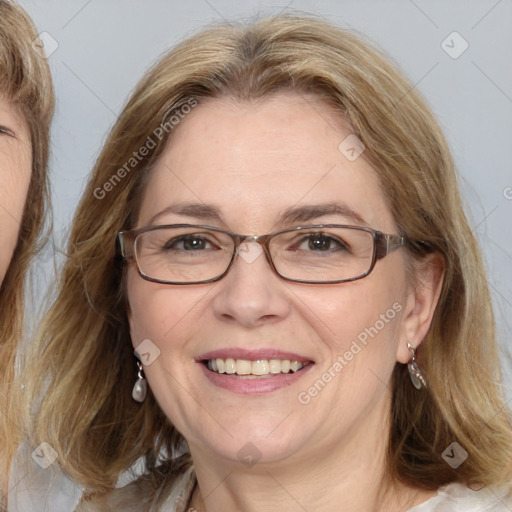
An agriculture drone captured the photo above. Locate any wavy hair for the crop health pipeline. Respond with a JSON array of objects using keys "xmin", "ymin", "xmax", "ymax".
[
  {"xmin": 23, "ymin": 13, "xmax": 511, "ymax": 508},
  {"xmin": 0, "ymin": 0, "xmax": 54, "ymax": 501}
]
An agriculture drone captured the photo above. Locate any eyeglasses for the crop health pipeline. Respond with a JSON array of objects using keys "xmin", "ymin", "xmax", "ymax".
[{"xmin": 116, "ymin": 224, "xmax": 406, "ymax": 285}]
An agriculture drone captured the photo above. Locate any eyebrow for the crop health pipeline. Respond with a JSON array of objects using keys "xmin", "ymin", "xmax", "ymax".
[
  {"xmin": 148, "ymin": 201, "xmax": 367, "ymax": 228},
  {"xmin": 280, "ymin": 203, "xmax": 367, "ymax": 226},
  {"xmin": 148, "ymin": 202, "xmax": 224, "ymax": 226}
]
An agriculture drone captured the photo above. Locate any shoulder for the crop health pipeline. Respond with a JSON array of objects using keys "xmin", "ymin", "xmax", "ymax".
[
  {"xmin": 8, "ymin": 442, "xmax": 83, "ymax": 512},
  {"xmin": 409, "ymin": 482, "xmax": 512, "ymax": 511},
  {"xmin": 74, "ymin": 466, "xmax": 196, "ymax": 512},
  {"xmin": 159, "ymin": 466, "xmax": 196, "ymax": 512}
]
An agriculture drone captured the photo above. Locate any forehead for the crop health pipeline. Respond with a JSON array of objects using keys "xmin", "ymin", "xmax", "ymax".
[{"xmin": 137, "ymin": 93, "xmax": 395, "ymax": 232}]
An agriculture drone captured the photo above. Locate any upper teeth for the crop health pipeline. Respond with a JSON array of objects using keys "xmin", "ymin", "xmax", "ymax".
[{"xmin": 206, "ymin": 358, "xmax": 306, "ymax": 376}]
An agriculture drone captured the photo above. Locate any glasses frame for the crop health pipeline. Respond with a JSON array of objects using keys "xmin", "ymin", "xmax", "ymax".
[{"xmin": 116, "ymin": 223, "xmax": 406, "ymax": 285}]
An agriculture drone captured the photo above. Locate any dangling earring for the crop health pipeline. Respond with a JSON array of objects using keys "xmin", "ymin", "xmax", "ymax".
[
  {"xmin": 132, "ymin": 360, "xmax": 147, "ymax": 402},
  {"xmin": 407, "ymin": 343, "xmax": 427, "ymax": 390}
]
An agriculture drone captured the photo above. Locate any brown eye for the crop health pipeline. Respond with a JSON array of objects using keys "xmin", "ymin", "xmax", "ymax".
[
  {"xmin": 294, "ymin": 233, "xmax": 349, "ymax": 253},
  {"xmin": 308, "ymin": 234, "xmax": 333, "ymax": 251}
]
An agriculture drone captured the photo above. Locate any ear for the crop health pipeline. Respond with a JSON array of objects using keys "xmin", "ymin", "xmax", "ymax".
[{"xmin": 396, "ymin": 252, "xmax": 445, "ymax": 364}]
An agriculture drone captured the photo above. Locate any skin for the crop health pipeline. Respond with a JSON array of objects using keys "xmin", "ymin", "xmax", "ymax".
[
  {"xmin": 127, "ymin": 92, "xmax": 444, "ymax": 512},
  {"xmin": 0, "ymin": 97, "xmax": 31, "ymax": 287}
]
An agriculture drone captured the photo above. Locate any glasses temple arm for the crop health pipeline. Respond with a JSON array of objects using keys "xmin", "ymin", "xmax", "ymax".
[
  {"xmin": 116, "ymin": 232, "xmax": 134, "ymax": 259},
  {"xmin": 375, "ymin": 233, "xmax": 407, "ymax": 259}
]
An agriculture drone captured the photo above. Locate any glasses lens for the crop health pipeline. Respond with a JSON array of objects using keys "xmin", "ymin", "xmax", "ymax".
[
  {"xmin": 134, "ymin": 227, "xmax": 234, "ymax": 283},
  {"xmin": 269, "ymin": 226, "xmax": 374, "ymax": 282}
]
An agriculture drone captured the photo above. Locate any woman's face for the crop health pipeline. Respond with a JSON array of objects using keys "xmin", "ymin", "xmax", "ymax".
[
  {"xmin": 0, "ymin": 97, "xmax": 31, "ymax": 286},
  {"xmin": 127, "ymin": 93, "xmax": 418, "ymax": 467}
]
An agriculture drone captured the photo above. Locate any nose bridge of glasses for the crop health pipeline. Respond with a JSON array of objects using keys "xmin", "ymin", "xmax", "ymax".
[{"xmin": 233, "ymin": 234, "xmax": 273, "ymax": 267}]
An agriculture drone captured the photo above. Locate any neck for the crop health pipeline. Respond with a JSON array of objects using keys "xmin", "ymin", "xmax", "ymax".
[{"xmin": 186, "ymin": 395, "xmax": 434, "ymax": 512}]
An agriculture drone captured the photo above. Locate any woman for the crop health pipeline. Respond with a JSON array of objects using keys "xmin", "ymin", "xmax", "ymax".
[
  {"xmin": 0, "ymin": 0, "xmax": 54, "ymax": 505},
  {"xmin": 24, "ymin": 14, "xmax": 512, "ymax": 511}
]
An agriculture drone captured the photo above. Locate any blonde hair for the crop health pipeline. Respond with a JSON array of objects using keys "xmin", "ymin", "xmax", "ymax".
[
  {"xmin": 24, "ymin": 14, "xmax": 511, "ymax": 508},
  {"xmin": 0, "ymin": 0, "xmax": 54, "ymax": 500}
]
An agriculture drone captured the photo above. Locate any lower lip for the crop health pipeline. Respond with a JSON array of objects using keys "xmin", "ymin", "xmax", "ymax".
[{"xmin": 199, "ymin": 362, "xmax": 314, "ymax": 394}]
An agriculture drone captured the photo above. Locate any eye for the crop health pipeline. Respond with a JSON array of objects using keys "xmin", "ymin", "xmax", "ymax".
[
  {"xmin": 299, "ymin": 233, "xmax": 350, "ymax": 252},
  {"xmin": 164, "ymin": 235, "xmax": 216, "ymax": 251},
  {"xmin": 0, "ymin": 125, "xmax": 15, "ymax": 137}
]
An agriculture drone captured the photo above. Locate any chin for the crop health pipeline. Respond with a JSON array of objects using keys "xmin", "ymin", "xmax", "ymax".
[{"xmin": 186, "ymin": 418, "xmax": 311, "ymax": 469}]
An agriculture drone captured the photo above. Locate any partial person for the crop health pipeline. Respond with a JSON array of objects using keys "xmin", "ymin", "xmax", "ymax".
[{"xmin": 0, "ymin": 0, "xmax": 54, "ymax": 508}]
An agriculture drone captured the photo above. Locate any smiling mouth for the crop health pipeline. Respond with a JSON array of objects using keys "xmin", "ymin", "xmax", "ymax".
[{"xmin": 204, "ymin": 358, "xmax": 312, "ymax": 378}]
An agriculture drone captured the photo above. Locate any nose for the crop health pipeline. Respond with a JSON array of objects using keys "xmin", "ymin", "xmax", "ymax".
[{"xmin": 211, "ymin": 241, "xmax": 291, "ymax": 328}]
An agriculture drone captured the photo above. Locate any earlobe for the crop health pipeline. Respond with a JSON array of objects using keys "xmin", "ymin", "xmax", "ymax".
[{"xmin": 396, "ymin": 252, "xmax": 445, "ymax": 364}]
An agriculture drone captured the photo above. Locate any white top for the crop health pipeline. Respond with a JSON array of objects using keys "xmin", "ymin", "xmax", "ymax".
[
  {"xmin": 408, "ymin": 481, "xmax": 512, "ymax": 511},
  {"xmin": 8, "ymin": 452, "xmax": 512, "ymax": 511},
  {"xmin": 161, "ymin": 470, "xmax": 512, "ymax": 512}
]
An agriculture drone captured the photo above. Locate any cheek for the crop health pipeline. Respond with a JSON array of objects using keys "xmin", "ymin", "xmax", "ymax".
[
  {"xmin": 298, "ymin": 272, "xmax": 406, "ymax": 369},
  {"xmin": 126, "ymin": 268, "xmax": 207, "ymax": 351},
  {"xmin": 294, "ymin": 284, "xmax": 405, "ymax": 423},
  {"xmin": 0, "ymin": 155, "xmax": 31, "ymax": 284},
  {"xmin": 126, "ymin": 270, "xmax": 213, "ymax": 432}
]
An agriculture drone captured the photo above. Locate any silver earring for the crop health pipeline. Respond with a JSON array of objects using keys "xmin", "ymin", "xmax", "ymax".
[
  {"xmin": 132, "ymin": 360, "xmax": 147, "ymax": 402},
  {"xmin": 407, "ymin": 343, "xmax": 427, "ymax": 390}
]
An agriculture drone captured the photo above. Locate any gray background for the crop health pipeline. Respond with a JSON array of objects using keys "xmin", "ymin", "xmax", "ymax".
[{"xmin": 17, "ymin": 0, "xmax": 512, "ymax": 386}]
